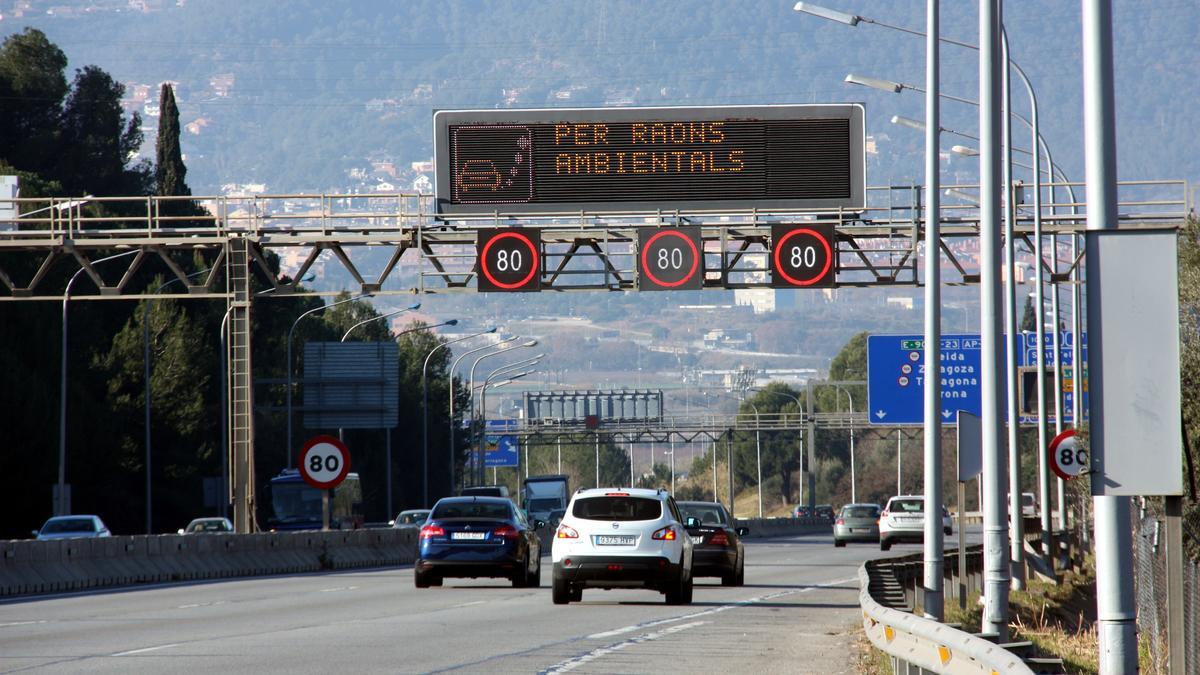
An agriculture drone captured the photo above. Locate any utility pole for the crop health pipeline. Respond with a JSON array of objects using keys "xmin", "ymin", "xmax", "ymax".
[
  {"xmin": 1082, "ymin": 0, "xmax": 1136, "ymax": 669},
  {"xmin": 978, "ymin": 0, "xmax": 1011, "ymax": 639}
]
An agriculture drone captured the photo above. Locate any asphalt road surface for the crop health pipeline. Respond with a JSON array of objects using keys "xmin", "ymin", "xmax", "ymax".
[{"xmin": 0, "ymin": 530, "xmax": 978, "ymax": 674}]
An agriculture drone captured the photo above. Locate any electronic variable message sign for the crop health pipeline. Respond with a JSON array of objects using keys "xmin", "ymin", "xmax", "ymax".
[
  {"xmin": 476, "ymin": 228, "xmax": 541, "ymax": 292},
  {"xmin": 434, "ymin": 105, "xmax": 865, "ymax": 214},
  {"xmin": 637, "ymin": 226, "xmax": 704, "ymax": 291}
]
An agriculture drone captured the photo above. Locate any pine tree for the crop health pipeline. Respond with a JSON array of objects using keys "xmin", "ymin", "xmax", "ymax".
[{"xmin": 155, "ymin": 83, "xmax": 190, "ymax": 198}]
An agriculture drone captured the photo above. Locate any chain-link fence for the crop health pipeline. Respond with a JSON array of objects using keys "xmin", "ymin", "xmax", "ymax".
[{"xmin": 1133, "ymin": 503, "xmax": 1200, "ymax": 674}]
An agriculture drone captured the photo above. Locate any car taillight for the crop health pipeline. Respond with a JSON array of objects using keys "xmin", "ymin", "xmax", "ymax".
[
  {"xmin": 556, "ymin": 524, "xmax": 578, "ymax": 539},
  {"xmin": 492, "ymin": 525, "xmax": 519, "ymax": 540},
  {"xmin": 835, "ymin": 518, "xmax": 844, "ymax": 526},
  {"xmin": 880, "ymin": 510, "xmax": 889, "ymax": 518},
  {"xmin": 709, "ymin": 531, "xmax": 729, "ymax": 546},
  {"xmin": 419, "ymin": 524, "xmax": 445, "ymax": 539},
  {"xmin": 652, "ymin": 525, "xmax": 676, "ymax": 541}
]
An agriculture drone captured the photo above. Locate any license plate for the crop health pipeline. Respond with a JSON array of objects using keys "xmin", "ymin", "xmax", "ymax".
[
  {"xmin": 595, "ymin": 535, "xmax": 636, "ymax": 546},
  {"xmin": 451, "ymin": 531, "xmax": 486, "ymax": 540},
  {"xmin": 691, "ymin": 535, "xmax": 705, "ymax": 544}
]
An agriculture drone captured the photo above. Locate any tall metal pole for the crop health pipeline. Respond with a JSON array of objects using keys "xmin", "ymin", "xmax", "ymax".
[
  {"xmin": 979, "ymin": 0, "xmax": 1011, "ymax": 639},
  {"xmin": 594, "ymin": 433, "xmax": 600, "ymax": 487},
  {"xmin": 449, "ymin": 336, "xmax": 516, "ymax": 493},
  {"xmin": 422, "ymin": 328, "xmax": 492, "ymax": 507},
  {"xmin": 1082, "ymin": 0, "xmax": 1136, "ymax": 668},
  {"xmin": 1001, "ymin": 33, "xmax": 1025, "ymax": 592},
  {"xmin": 896, "ymin": 430, "xmax": 902, "ymax": 495},
  {"xmin": 219, "ymin": 308, "xmax": 231, "ymax": 519},
  {"xmin": 629, "ymin": 440, "xmax": 635, "ymax": 487},
  {"xmin": 557, "ymin": 436, "xmax": 562, "ymax": 475},
  {"xmin": 845, "ymin": 389, "xmax": 856, "ymax": 504},
  {"xmin": 286, "ymin": 293, "xmax": 368, "ymax": 466},
  {"xmin": 58, "ymin": 251, "xmax": 137, "ymax": 517},
  {"xmin": 669, "ymin": 438, "xmax": 675, "ymax": 494},
  {"xmin": 921, "ymin": 0, "xmax": 944, "ymax": 621}
]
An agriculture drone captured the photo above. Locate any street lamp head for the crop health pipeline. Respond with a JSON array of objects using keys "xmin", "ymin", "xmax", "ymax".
[
  {"xmin": 445, "ymin": 319, "xmax": 459, "ymax": 326},
  {"xmin": 524, "ymin": 339, "xmax": 538, "ymax": 347},
  {"xmin": 485, "ymin": 327, "xmax": 498, "ymax": 333},
  {"xmin": 844, "ymin": 73, "xmax": 902, "ymax": 94},
  {"xmin": 407, "ymin": 301, "xmax": 421, "ymax": 310},
  {"xmin": 890, "ymin": 115, "xmax": 926, "ymax": 132},
  {"xmin": 951, "ymin": 144, "xmax": 979, "ymax": 157},
  {"xmin": 793, "ymin": 2, "xmax": 861, "ymax": 26}
]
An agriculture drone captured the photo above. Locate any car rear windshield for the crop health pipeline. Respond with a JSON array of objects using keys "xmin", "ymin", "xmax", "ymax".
[
  {"xmin": 431, "ymin": 502, "xmax": 512, "ymax": 520},
  {"xmin": 890, "ymin": 499, "xmax": 924, "ymax": 513},
  {"xmin": 572, "ymin": 496, "xmax": 662, "ymax": 521},
  {"xmin": 680, "ymin": 505, "xmax": 726, "ymax": 525},
  {"xmin": 42, "ymin": 518, "xmax": 95, "ymax": 533},
  {"xmin": 842, "ymin": 506, "xmax": 879, "ymax": 519}
]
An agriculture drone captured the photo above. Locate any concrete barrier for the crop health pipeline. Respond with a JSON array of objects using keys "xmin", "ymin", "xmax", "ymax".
[
  {"xmin": 734, "ymin": 516, "xmax": 832, "ymax": 538},
  {"xmin": 0, "ymin": 529, "xmax": 417, "ymax": 599}
]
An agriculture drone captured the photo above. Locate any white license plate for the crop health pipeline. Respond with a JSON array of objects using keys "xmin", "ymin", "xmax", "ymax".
[
  {"xmin": 451, "ymin": 531, "xmax": 487, "ymax": 540},
  {"xmin": 691, "ymin": 535, "xmax": 705, "ymax": 544},
  {"xmin": 595, "ymin": 535, "xmax": 636, "ymax": 546}
]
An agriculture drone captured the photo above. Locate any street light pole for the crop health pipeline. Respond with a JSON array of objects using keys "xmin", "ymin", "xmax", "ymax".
[
  {"xmin": 422, "ymin": 327, "xmax": 495, "ymax": 507},
  {"xmin": 467, "ymin": 340, "xmax": 538, "ymax": 484},
  {"xmin": 285, "ymin": 293, "xmax": 370, "ymax": 466},
  {"xmin": 449, "ymin": 336, "xmax": 518, "ymax": 491},
  {"xmin": 58, "ymin": 250, "xmax": 138, "ymax": 517}
]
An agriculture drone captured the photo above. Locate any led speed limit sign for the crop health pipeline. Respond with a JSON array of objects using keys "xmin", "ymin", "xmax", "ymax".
[
  {"xmin": 1048, "ymin": 429, "xmax": 1088, "ymax": 480},
  {"xmin": 298, "ymin": 435, "xmax": 352, "ymax": 490},
  {"xmin": 770, "ymin": 223, "xmax": 836, "ymax": 288},
  {"xmin": 477, "ymin": 228, "xmax": 541, "ymax": 292},
  {"xmin": 637, "ymin": 226, "xmax": 703, "ymax": 291}
]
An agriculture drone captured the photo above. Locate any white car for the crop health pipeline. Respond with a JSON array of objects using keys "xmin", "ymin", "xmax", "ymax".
[
  {"xmin": 879, "ymin": 495, "xmax": 953, "ymax": 551},
  {"xmin": 551, "ymin": 487, "xmax": 694, "ymax": 605}
]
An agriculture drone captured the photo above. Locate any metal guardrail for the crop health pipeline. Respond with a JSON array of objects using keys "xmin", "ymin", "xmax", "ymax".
[{"xmin": 860, "ymin": 546, "xmax": 1039, "ymax": 675}]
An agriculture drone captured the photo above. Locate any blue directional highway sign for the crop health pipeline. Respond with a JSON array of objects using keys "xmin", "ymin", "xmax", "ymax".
[
  {"xmin": 867, "ymin": 334, "xmax": 984, "ymax": 426},
  {"xmin": 1017, "ymin": 331, "xmax": 1088, "ymax": 424},
  {"xmin": 484, "ymin": 419, "xmax": 520, "ymax": 468}
]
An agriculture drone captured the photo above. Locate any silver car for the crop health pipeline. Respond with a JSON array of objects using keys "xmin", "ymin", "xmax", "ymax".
[
  {"xmin": 833, "ymin": 503, "xmax": 881, "ymax": 547},
  {"xmin": 33, "ymin": 515, "xmax": 111, "ymax": 540}
]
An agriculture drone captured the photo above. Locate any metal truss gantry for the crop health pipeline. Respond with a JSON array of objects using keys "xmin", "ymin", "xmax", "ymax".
[{"xmin": 1, "ymin": 181, "xmax": 1187, "ymax": 531}]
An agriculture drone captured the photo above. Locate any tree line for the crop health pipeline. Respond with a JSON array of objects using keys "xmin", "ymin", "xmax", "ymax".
[{"xmin": 0, "ymin": 29, "xmax": 469, "ymax": 538}]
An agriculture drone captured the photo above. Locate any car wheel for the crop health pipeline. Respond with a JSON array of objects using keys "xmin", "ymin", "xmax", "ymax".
[
  {"xmin": 552, "ymin": 571, "xmax": 571, "ymax": 604},
  {"xmin": 834, "ymin": 539, "xmax": 846, "ymax": 548},
  {"xmin": 414, "ymin": 567, "xmax": 430, "ymax": 589},
  {"xmin": 734, "ymin": 557, "xmax": 745, "ymax": 587},
  {"xmin": 570, "ymin": 585, "xmax": 582, "ymax": 602},
  {"xmin": 430, "ymin": 574, "xmax": 443, "ymax": 587},
  {"xmin": 666, "ymin": 569, "xmax": 692, "ymax": 605},
  {"xmin": 512, "ymin": 556, "xmax": 529, "ymax": 588},
  {"xmin": 880, "ymin": 539, "xmax": 891, "ymax": 551},
  {"xmin": 721, "ymin": 569, "xmax": 736, "ymax": 586},
  {"xmin": 944, "ymin": 526, "xmax": 953, "ymax": 536},
  {"xmin": 530, "ymin": 558, "xmax": 542, "ymax": 587}
]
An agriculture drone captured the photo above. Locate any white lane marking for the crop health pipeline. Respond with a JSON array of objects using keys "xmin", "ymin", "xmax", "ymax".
[
  {"xmin": 544, "ymin": 621, "xmax": 708, "ymax": 674},
  {"xmin": 586, "ymin": 575, "xmax": 857, "ymax": 640},
  {"xmin": 0, "ymin": 620, "xmax": 47, "ymax": 627},
  {"xmin": 111, "ymin": 643, "xmax": 181, "ymax": 657},
  {"xmin": 176, "ymin": 600, "xmax": 227, "ymax": 609},
  {"xmin": 318, "ymin": 585, "xmax": 359, "ymax": 593},
  {"xmin": 453, "ymin": 600, "xmax": 487, "ymax": 608}
]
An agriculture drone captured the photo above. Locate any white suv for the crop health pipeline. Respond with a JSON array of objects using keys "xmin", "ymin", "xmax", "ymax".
[
  {"xmin": 879, "ymin": 495, "xmax": 954, "ymax": 551},
  {"xmin": 551, "ymin": 487, "xmax": 694, "ymax": 605}
]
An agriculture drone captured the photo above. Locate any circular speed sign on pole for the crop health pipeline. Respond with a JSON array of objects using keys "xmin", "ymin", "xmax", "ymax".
[
  {"xmin": 770, "ymin": 223, "xmax": 836, "ymax": 288},
  {"xmin": 298, "ymin": 435, "xmax": 352, "ymax": 490},
  {"xmin": 477, "ymin": 227, "xmax": 541, "ymax": 292},
  {"xmin": 637, "ymin": 226, "xmax": 704, "ymax": 291},
  {"xmin": 1048, "ymin": 429, "xmax": 1088, "ymax": 480}
]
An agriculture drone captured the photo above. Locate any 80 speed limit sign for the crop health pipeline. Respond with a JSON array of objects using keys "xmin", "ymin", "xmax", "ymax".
[
  {"xmin": 1048, "ymin": 429, "xmax": 1088, "ymax": 480},
  {"xmin": 298, "ymin": 435, "xmax": 352, "ymax": 489}
]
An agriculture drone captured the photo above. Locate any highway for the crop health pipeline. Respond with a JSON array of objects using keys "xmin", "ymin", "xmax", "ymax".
[{"xmin": 0, "ymin": 531, "xmax": 975, "ymax": 674}]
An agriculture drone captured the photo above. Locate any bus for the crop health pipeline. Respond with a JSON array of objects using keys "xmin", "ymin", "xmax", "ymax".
[{"xmin": 267, "ymin": 468, "xmax": 364, "ymax": 531}]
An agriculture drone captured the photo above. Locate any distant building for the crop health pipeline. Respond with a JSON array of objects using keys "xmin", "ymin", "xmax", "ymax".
[
  {"xmin": 412, "ymin": 175, "xmax": 433, "ymax": 193},
  {"xmin": 411, "ymin": 160, "xmax": 434, "ymax": 173}
]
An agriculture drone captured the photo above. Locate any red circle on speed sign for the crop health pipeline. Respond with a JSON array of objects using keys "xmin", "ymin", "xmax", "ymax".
[
  {"xmin": 298, "ymin": 435, "xmax": 352, "ymax": 490},
  {"xmin": 1048, "ymin": 429, "xmax": 1087, "ymax": 480}
]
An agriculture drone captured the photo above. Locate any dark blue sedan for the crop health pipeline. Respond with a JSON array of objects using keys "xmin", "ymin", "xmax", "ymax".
[{"xmin": 414, "ymin": 496, "xmax": 542, "ymax": 588}]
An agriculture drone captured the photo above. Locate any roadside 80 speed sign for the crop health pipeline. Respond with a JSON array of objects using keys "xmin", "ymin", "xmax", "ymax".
[
  {"xmin": 1048, "ymin": 429, "xmax": 1088, "ymax": 480},
  {"xmin": 298, "ymin": 435, "xmax": 352, "ymax": 490}
]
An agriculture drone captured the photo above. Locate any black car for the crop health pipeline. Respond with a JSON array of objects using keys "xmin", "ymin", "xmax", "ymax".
[
  {"xmin": 415, "ymin": 496, "xmax": 543, "ymax": 588},
  {"xmin": 677, "ymin": 501, "xmax": 747, "ymax": 586},
  {"xmin": 815, "ymin": 504, "xmax": 836, "ymax": 523}
]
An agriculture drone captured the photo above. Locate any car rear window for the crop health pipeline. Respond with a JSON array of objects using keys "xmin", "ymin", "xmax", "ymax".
[
  {"xmin": 680, "ymin": 505, "xmax": 726, "ymax": 525},
  {"xmin": 42, "ymin": 518, "xmax": 95, "ymax": 533},
  {"xmin": 842, "ymin": 506, "xmax": 879, "ymax": 519},
  {"xmin": 431, "ymin": 502, "xmax": 512, "ymax": 520},
  {"xmin": 572, "ymin": 496, "xmax": 662, "ymax": 521},
  {"xmin": 889, "ymin": 499, "xmax": 924, "ymax": 513}
]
